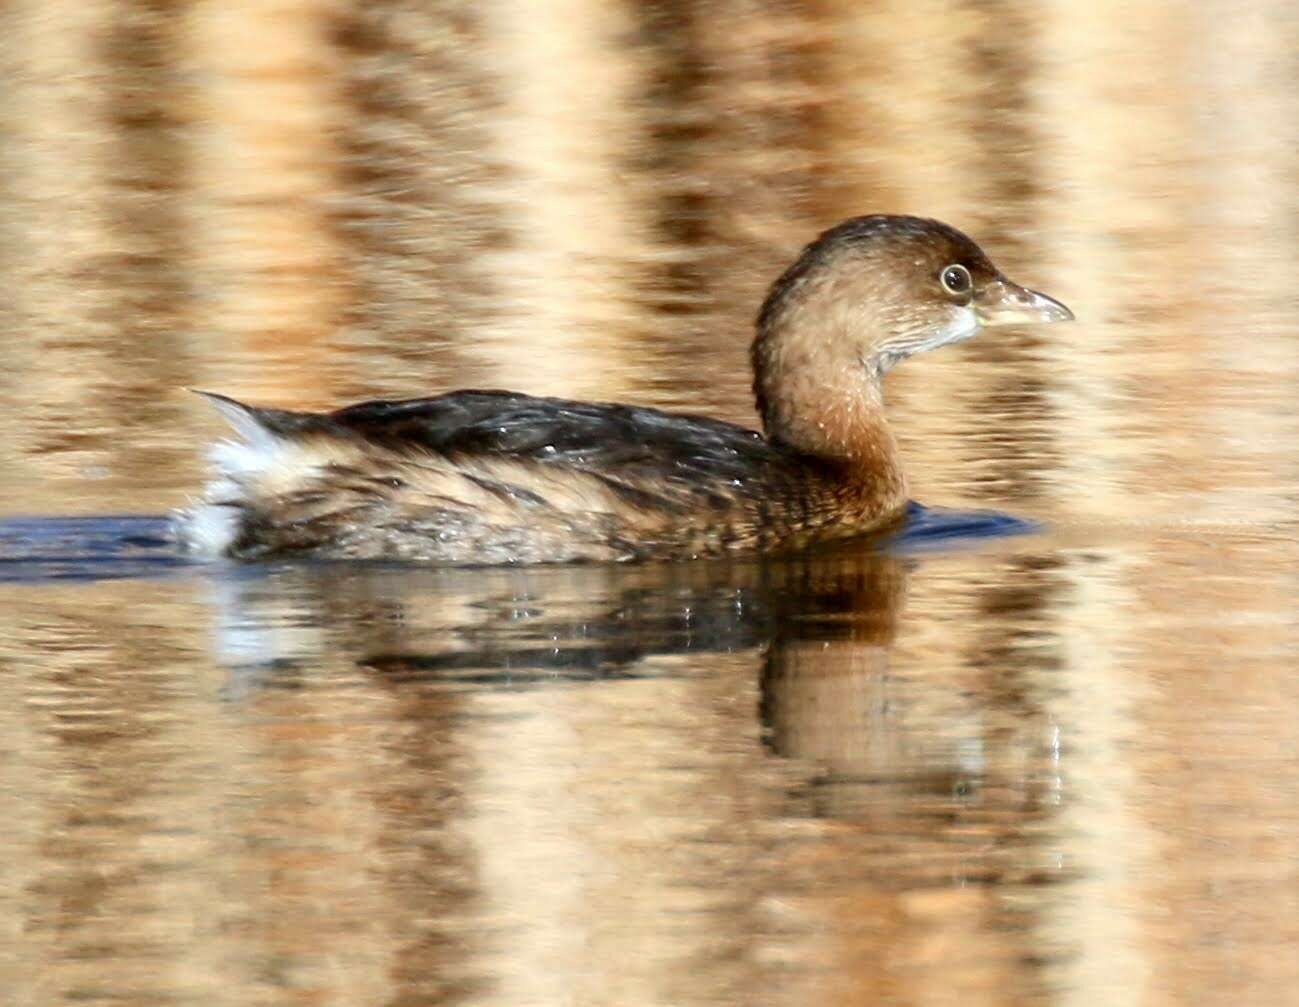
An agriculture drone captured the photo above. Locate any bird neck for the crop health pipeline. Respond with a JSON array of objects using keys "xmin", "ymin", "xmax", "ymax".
[{"xmin": 752, "ymin": 322, "xmax": 903, "ymax": 497}]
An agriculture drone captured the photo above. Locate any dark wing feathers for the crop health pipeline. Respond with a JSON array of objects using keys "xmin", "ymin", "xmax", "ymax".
[{"xmin": 323, "ymin": 390, "xmax": 783, "ymax": 496}]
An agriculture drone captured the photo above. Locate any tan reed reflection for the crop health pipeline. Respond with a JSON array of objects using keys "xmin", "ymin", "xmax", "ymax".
[
  {"xmin": 1033, "ymin": 0, "xmax": 1208, "ymax": 525},
  {"xmin": 1116, "ymin": 526, "xmax": 1299, "ymax": 1007},
  {"xmin": 0, "ymin": 580, "xmax": 240, "ymax": 1004},
  {"xmin": 0, "ymin": 575, "xmax": 418, "ymax": 1005},
  {"xmin": 182, "ymin": 0, "xmax": 350, "ymax": 404},
  {"xmin": 328, "ymin": 1, "xmax": 508, "ymax": 398},
  {"xmin": 466, "ymin": 0, "xmax": 653, "ymax": 399},
  {"xmin": 0, "ymin": 1, "xmax": 197, "ymax": 511},
  {"xmin": 1188, "ymin": 2, "xmax": 1299, "ymax": 525},
  {"xmin": 1033, "ymin": 545, "xmax": 1153, "ymax": 1007}
]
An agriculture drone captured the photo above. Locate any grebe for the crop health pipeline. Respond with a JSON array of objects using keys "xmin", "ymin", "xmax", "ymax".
[{"xmin": 175, "ymin": 215, "xmax": 1072, "ymax": 564}]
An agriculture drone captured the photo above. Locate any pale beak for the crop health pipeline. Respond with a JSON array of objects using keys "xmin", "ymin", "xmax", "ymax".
[{"xmin": 975, "ymin": 278, "xmax": 1074, "ymax": 326}]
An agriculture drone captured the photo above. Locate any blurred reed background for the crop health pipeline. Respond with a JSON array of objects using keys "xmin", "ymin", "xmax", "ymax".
[{"xmin": 1, "ymin": 3, "xmax": 1298, "ymax": 1006}]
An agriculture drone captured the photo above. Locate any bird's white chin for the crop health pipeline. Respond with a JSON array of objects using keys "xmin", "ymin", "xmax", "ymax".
[
  {"xmin": 876, "ymin": 307, "xmax": 981, "ymax": 373},
  {"xmin": 916, "ymin": 305, "xmax": 981, "ymax": 352}
]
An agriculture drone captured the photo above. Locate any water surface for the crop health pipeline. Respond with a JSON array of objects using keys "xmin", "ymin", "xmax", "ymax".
[{"xmin": 1, "ymin": 1, "xmax": 1297, "ymax": 1004}]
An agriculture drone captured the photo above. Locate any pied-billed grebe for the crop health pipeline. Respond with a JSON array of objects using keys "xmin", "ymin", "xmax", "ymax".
[{"xmin": 176, "ymin": 215, "xmax": 1072, "ymax": 564}]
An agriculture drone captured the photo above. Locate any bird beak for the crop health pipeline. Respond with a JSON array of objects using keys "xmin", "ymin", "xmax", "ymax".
[{"xmin": 975, "ymin": 278, "xmax": 1074, "ymax": 326}]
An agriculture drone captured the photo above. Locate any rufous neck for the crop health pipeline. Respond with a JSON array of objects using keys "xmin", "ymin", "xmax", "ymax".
[
  {"xmin": 753, "ymin": 249, "xmax": 903, "ymax": 469},
  {"xmin": 757, "ymin": 355, "xmax": 900, "ymax": 473}
]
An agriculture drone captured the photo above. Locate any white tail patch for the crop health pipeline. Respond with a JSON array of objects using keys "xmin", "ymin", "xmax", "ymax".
[{"xmin": 173, "ymin": 392, "xmax": 336, "ymax": 557}]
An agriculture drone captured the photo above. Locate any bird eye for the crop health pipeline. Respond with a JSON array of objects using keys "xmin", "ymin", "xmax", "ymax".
[{"xmin": 940, "ymin": 264, "xmax": 972, "ymax": 296}]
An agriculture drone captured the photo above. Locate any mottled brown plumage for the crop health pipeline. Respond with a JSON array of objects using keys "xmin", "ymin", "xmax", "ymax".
[{"xmin": 175, "ymin": 215, "xmax": 1072, "ymax": 564}]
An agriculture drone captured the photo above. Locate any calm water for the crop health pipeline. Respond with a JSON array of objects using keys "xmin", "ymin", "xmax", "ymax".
[{"xmin": 2, "ymin": 1, "xmax": 1298, "ymax": 1004}]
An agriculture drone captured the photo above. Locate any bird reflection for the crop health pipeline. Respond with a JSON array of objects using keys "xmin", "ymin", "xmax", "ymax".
[
  {"xmin": 204, "ymin": 546, "xmax": 902, "ymax": 691},
  {"xmin": 205, "ymin": 546, "xmax": 1059, "ymax": 835}
]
